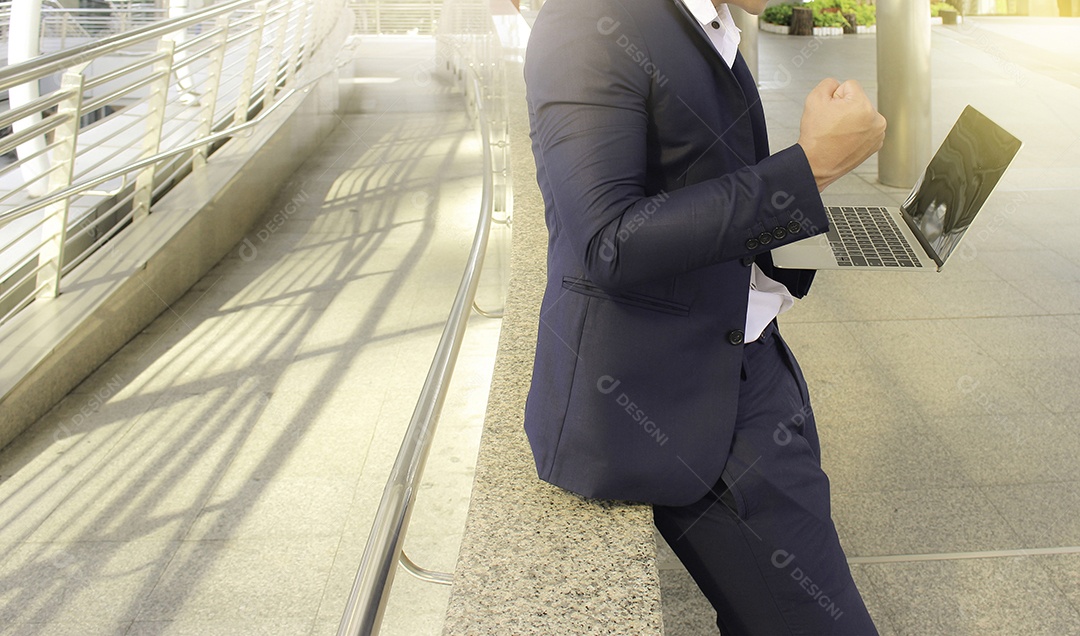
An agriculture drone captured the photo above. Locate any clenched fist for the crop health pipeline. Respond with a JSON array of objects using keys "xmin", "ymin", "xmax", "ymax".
[{"xmin": 797, "ymin": 78, "xmax": 887, "ymax": 192}]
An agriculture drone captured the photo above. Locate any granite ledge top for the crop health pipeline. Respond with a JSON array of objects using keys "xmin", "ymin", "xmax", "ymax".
[{"xmin": 441, "ymin": 68, "xmax": 664, "ymax": 636}]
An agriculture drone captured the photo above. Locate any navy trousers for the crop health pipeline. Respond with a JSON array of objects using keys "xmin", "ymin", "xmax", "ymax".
[{"xmin": 654, "ymin": 323, "xmax": 878, "ymax": 635}]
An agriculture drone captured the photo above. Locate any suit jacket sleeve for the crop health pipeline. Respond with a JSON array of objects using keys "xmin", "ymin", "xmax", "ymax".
[{"xmin": 525, "ymin": 0, "xmax": 829, "ymax": 292}]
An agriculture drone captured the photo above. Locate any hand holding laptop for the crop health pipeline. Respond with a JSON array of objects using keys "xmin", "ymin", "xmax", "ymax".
[
  {"xmin": 798, "ymin": 78, "xmax": 888, "ymax": 192},
  {"xmin": 774, "ymin": 106, "xmax": 1022, "ymax": 273}
]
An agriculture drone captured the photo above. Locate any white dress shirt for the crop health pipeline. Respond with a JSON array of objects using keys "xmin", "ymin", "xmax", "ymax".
[{"xmin": 678, "ymin": 0, "xmax": 795, "ymax": 343}]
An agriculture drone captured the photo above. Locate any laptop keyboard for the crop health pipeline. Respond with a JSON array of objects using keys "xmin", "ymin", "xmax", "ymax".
[{"xmin": 825, "ymin": 206, "xmax": 923, "ymax": 268}]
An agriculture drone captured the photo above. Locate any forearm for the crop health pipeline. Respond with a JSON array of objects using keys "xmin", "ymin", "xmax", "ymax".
[{"xmin": 572, "ymin": 146, "xmax": 828, "ymax": 290}]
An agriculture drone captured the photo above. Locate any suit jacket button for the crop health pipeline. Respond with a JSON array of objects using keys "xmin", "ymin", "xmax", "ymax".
[
  {"xmin": 758, "ymin": 231, "xmax": 773, "ymax": 246},
  {"xmin": 745, "ymin": 237, "xmax": 759, "ymax": 250},
  {"xmin": 740, "ymin": 256, "xmax": 754, "ymax": 267},
  {"xmin": 772, "ymin": 226, "xmax": 788, "ymax": 240},
  {"xmin": 787, "ymin": 220, "xmax": 802, "ymax": 234},
  {"xmin": 728, "ymin": 329, "xmax": 745, "ymax": 345}
]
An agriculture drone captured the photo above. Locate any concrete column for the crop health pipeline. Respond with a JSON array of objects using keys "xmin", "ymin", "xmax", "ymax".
[
  {"xmin": 8, "ymin": 0, "xmax": 50, "ymax": 198},
  {"xmin": 167, "ymin": 0, "xmax": 196, "ymax": 94},
  {"xmin": 731, "ymin": 6, "xmax": 759, "ymax": 83},
  {"xmin": 876, "ymin": 0, "xmax": 932, "ymax": 188}
]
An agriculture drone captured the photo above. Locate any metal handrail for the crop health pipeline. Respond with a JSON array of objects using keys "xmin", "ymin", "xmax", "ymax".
[
  {"xmin": 336, "ymin": 73, "xmax": 495, "ymax": 636},
  {"xmin": 0, "ymin": 0, "xmax": 259, "ymax": 92},
  {"xmin": 471, "ymin": 300, "xmax": 503, "ymax": 319},
  {"xmin": 0, "ymin": 84, "xmax": 301, "ymax": 228},
  {"xmin": 0, "ymin": 0, "xmax": 342, "ymax": 317},
  {"xmin": 398, "ymin": 551, "xmax": 454, "ymax": 585}
]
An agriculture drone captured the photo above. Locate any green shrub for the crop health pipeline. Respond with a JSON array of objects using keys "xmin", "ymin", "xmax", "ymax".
[
  {"xmin": 853, "ymin": 4, "xmax": 876, "ymax": 26},
  {"xmin": 824, "ymin": 0, "xmax": 860, "ymax": 12},
  {"xmin": 813, "ymin": 8, "xmax": 850, "ymax": 28},
  {"xmin": 762, "ymin": 1, "xmax": 879, "ymax": 30},
  {"xmin": 762, "ymin": 3, "xmax": 794, "ymax": 26},
  {"xmin": 803, "ymin": 1, "xmax": 851, "ymax": 28}
]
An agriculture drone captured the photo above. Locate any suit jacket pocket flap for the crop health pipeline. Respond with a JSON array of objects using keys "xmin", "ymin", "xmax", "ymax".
[{"xmin": 561, "ymin": 277, "xmax": 690, "ymax": 316}]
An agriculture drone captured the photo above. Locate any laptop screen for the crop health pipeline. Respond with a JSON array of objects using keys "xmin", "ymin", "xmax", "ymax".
[{"xmin": 902, "ymin": 106, "xmax": 1022, "ymax": 262}]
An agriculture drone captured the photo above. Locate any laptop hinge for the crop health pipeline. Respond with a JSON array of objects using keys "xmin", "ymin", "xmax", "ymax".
[{"xmin": 899, "ymin": 206, "xmax": 946, "ymax": 270}]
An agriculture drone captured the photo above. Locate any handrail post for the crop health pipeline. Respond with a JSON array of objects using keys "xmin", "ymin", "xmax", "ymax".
[
  {"xmin": 282, "ymin": 0, "xmax": 302, "ymax": 88},
  {"xmin": 233, "ymin": 2, "xmax": 270, "ymax": 126},
  {"xmin": 133, "ymin": 38, "xmax": 175, "ymax": 220},
  {"xmin": 194, "ymin": 17, "xmax": 231, "ymax": 169},
  {"xmin": 262, "ymin": 1, "xmax": 290, "ymax": 108},
  {"xmin": 299, "ymin": 0, "xmax": 318, "ymax": 68},
  {"xmin": 36, "ymin": 72, "xmax": 85, "ymax": 298}
]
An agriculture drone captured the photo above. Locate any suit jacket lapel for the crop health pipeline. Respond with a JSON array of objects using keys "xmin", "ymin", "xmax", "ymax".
[
  {"xmin": 670, "ymin": 0, "xmax": 770, "ymax": 162},
  {"xmin": 669, "ymin": 0, "xmax": 741, "ymax": 86},
  {"xmin": 731, "ymin": 51, "xmax": 770, "ymax": 161}
]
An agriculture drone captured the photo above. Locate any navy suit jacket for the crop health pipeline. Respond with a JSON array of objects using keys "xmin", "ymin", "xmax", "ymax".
[{"xmin": 522, "ymin": 0, "xmax": 830, "ymax": 506}]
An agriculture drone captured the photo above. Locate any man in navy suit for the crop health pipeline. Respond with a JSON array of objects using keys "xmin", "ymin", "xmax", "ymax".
[{"xmin": 523, "ymin": 0, "xmax": 886, "ymax": 633}]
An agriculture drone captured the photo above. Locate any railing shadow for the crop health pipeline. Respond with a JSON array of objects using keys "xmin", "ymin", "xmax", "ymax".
[{"xmin": 0, "ymin": 57, "xmax": 482, "ymax": 631}]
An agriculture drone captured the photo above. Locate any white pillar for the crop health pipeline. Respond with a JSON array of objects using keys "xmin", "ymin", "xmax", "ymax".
[
  {"xmin": 876, "ymin": 0, "xmax": 933, "ymax": 188},
  {"xmin": 8, "ymin": 0, "xmax": 50, "ymax": 197},
  {"xmin": 167, "ymin": 0, "xmax": 195, "ymax": 95}
]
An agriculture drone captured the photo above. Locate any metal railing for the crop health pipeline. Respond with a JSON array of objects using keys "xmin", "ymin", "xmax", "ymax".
[
  {"xmin": 0, "ymin": 0, "xmax": 163, "ymax": 44},
  {"xmin": 38, "ymin": 7, "xmax": 170, "ymax": 52},
  {"xmin": 348, "ymin": 0, "xmax": 441, "ymax": 35},
  {"xmin": 0, "ymin": 0, "xmax": 345, "ymax": 326},
  {"xmin": 336, "ymin": 3, "xmax": 517, "ymax": 632},
  {"xmin": 337, "ymin": 76, "xmax": 493, "ymax": 635}
]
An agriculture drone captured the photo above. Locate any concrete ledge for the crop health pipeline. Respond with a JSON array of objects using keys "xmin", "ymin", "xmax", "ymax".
[
  {"xmin": 0, "ymin": 14, "xmax": 354, "ymax": 450},
  {"xmin": 442, "ymin": 57, "xmax": 663, "ymax": 635}
]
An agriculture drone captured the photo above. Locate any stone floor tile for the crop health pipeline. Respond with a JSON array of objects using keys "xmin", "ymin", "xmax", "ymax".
[
  {"xmin": 947, "ymin": 315, "xmax": 1080, "ymax": 362},
  {"xmin": 832, "ymin": 488, "xmax": 1022, "ymax": 557},
  {"xmin": 658, "ymin": 567, "xmax": 714, "ymax": 636},
  {"xmin": 861, "ymin": 557, "xmax": 1080, "ymax": 636},
  {"xmin": 1033, "ymin": 553, "xmax": 1080, "ymax": 616},
  {"xmin": 932, "ymin": 414, "xmax": 1080, "ymax": 485},
  {"xmin": 820, "ymin": 413, "xmax": 971, "ymax": 495},
  {"xmin": 909, "ymin": 278, "xmax": 1048, "ymax": 318},
  {"xmin": 982, "ymin": 482, "xmax": 1080, "ymax": 548},
  {"xmin": 1001, "ymin": 355, "xmax": 1080, "ymax": 414},
  {"xmin": 185, "ymin": 476, "xmax": 356, "ymax": 542},
  {"xmin": 28, "ymin": 390, "xmax": 270, "ymax": 544},
  {"xmin": 848, "ymin": 566, "xmax": 902, "ymax": 636},
  {"xmin": 0, "ymin": 392, "xmax": 160, "ymax": 547},
  {"xmin": 125, "ymin": 619, "xmax": 315, "ymax": 636},
  {"xmin": 0, "ymin": 540, "xmax": 179, "ymax": 627},
  {"xmin": 133, "ymin": 537, "xmax": 338, "ymax": 623}
]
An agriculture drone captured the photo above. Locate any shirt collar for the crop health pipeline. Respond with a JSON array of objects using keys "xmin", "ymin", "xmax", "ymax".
[
  {"xmin": 679, "ymin": 0, "xmax": 740, "ymax": 36},
  {"xmin": 678, "ymin": 0, "xmax": 742, "ymax": 67}
]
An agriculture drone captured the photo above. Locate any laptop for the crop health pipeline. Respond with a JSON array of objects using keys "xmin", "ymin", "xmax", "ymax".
[{"xmin": 772, "ymin": 106, "xmax": 1022, "ymax": 272}]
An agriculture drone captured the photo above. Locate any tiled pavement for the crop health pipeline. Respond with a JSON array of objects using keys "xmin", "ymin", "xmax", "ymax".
[{"xmin": 658, "ymin": 17, "xmax": 1080, "ymax": 636}]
